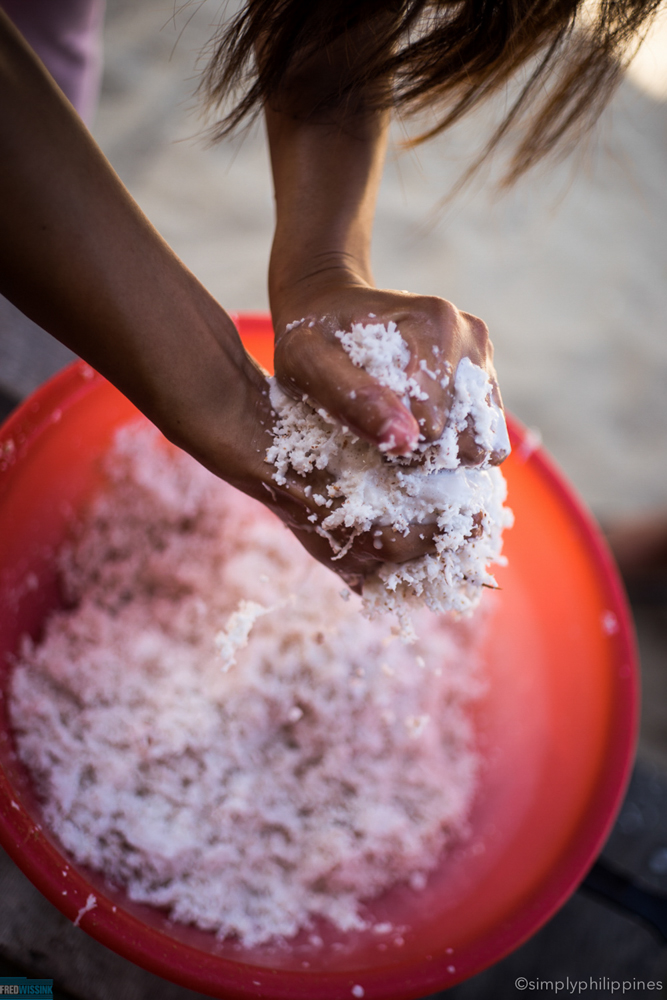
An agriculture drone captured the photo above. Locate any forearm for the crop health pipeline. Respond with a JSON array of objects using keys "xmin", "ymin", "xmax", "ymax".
[
  {"xmin": 263, "ymin": 20, "xmax": 506, "ymax": 467},
  {"xmin": 262, "ymin": 10, "xmax": 395, "ymax": 324},
  {"xmin": 0, "ymin": 11, "xmax": 263, "ymax": 467},
  {"xmin": 266, "ymin": 101, "xmax": 389, "ymax": 316}
]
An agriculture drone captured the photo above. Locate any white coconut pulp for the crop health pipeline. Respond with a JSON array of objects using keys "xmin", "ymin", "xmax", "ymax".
[
  {"xmin": 267, "ymin": 321, "xmax": 513, "ymax": 616},
  {"xmin": 10, "ymin": 424, "xmax": 484, "ymax": 947}
]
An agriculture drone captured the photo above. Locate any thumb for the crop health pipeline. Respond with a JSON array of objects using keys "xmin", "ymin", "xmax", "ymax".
[{"xmin": 275, "ymin": 325, "xmax": 419, "ymax": 455}]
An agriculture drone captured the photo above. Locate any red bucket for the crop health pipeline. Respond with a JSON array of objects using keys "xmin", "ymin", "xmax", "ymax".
[{"xmin": 0, "ymin": 314, "xmax": 638, "ymax": 999}]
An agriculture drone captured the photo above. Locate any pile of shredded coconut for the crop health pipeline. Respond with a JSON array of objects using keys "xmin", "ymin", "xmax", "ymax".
[
  {"xmin": 10, "ymin": 423, "xmax": 484, "ymax": 947},
  {"xmin": 267, "ymin": 320, "xmax": 513, "ymax": 617}
]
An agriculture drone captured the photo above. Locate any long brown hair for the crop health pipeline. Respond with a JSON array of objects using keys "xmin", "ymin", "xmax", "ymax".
[{"xmin": 200, "ymin": 0, "xmax": 662, "ymax": 182}]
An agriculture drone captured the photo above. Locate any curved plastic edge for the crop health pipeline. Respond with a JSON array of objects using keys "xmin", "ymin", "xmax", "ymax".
[
  {"xmin": 0, "ymin": 356, "xmax": 640, "ymax": 1000},
  {"xmin": 445, "ymin": 417, "xmax": 639, "ymax": 990}
]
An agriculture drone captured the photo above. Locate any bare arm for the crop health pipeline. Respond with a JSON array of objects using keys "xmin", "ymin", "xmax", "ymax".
[
  {"xmin": 0, "ymin": 11, "xmax": 429, "ymax": 584},
  {"xmin": 0, "ymin": 10, "xmax": 272, "ymax": 500},
  {"xmin": 265, "ymin": 26, "xmax": 506, "ymax": 468}
]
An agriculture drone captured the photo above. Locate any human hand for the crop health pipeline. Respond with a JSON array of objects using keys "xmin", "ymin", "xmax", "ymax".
[
  {"xmin": 272, "ymin": 278, "xmax": 509, "ymax": 465},
  {"xmin": 259, "ymin": 23, "xmax": 507, "ymax": 589},
  {"xmin": 262, "ymin": 278, "xmax": 509, "ymax": 589},
  {"xmin": 158, "ymin": 313, "xmax": 435, "ymax": 593}
]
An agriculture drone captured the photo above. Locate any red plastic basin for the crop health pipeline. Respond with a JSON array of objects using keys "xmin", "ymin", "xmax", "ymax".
[{"xmin": 0, "ymin": 314, "xmax": 638, "ymax": 999}]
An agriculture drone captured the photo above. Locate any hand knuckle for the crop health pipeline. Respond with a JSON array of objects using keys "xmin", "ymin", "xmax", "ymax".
[
  {"xmin": 464, "ymin": 311, "xmax": 490, "ymax": 339},
  {"xmin": 428, "ymin": 296, "xmax": 458, "ymax": 326}
]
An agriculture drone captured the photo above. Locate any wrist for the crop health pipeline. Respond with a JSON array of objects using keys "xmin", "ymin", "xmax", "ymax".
[
  {"xmin": 150, "ymin": 319, "xmax": 275, "ymax": 497},
  {"xmin": 265, "ymin": 102, "xmax": 388, "ymax": 334},
  {"xmin": 269, "ymin": 250, "xmax": 374, "ymax": 336},
  {"xmin": 96, "ymin": 277, "xmax": 268, "ymax": 483}
]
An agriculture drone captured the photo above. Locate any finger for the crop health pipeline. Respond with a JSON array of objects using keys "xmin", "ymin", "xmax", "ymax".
[
  {"xmin": 455, "ymin": 399, "xmax": 510, "ymax": 468},
  {"xmin": 330, "ymin": 522, "xmax": 438, "ymax": 566},
  {"xmin": 458, "ymin": 416, "xmax": 488, "ymax": 467},
  {"xmin": 271, "ymin": 479, "xmax": 439, "ymax": 576},
  {"xmin": 399, "ymin": 300, "xmax": 486, "ymax": 444},
  {"xmin": 257, "ymin": 476, "xmax": 377, "ymax": 581},
  {"xmin": 459, "ymin": 311, "xmax": 493, "ymax": 368},
  {"xmin": 275, "ymin": 324, "xmax": 419, "ymax": 455},
  {"xmin": 451, "ymin": 312, "xmax": 510, "ymax": 464},
  {"xmin": 402, "ymin": 345, "xmax": 450, "ymax": 442},
  {"xmin": 389, "ymin": 299, "xmax": 460, "ymax": 443},
  {"xmin": 301, "ymin": 522, "xmax": 438, "ymax": 594},
  {"xmin": 455, "ymin": 365, "xmax": 510, "ymax": 467},
  {"xmin": 487, "ymin": 374, "xmax": 510, "ymax": 466}
]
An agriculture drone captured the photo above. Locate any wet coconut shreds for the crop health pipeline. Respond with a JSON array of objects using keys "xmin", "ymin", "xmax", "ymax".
[
  {"xmin": 10, "ymin": 423, "xmax": 487, "ymax": 947},
  {"xmin": 267, "ymin": 320, "xmax": 513, "ymax": 617}
]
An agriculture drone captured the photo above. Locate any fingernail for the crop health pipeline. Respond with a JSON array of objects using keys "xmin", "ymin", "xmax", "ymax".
[{"xmin": 378, "ymin": 411, "xmax": 419, "ymax": 455}]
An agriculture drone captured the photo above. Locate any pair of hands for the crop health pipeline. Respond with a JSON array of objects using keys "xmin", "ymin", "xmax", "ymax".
[
  {"xmin": 0, "ymin": 7, "xmax": 506, "ymax": 594},
  {"xmin": 210, "ymin": 275, "xmax": 507, "ymax": 591}
]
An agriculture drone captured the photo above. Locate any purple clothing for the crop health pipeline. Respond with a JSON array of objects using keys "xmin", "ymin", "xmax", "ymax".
[{"xmin": 1, "ymin": 0, "xmax": 105, "ymax": 123}]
